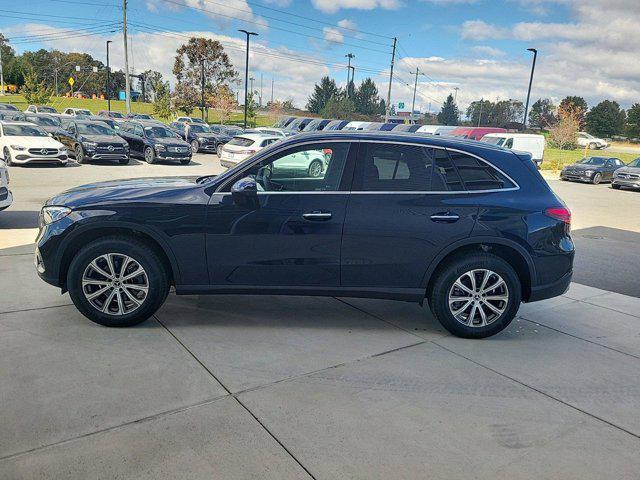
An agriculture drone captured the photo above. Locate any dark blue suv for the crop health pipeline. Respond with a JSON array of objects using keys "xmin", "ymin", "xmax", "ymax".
[{"xmin": 35, "ymin": 132, "xmax": 574, "ymax": 338}]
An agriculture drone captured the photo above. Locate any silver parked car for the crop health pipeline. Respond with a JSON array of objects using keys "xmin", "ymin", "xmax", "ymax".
[{"xmin": 611, "ymin": 157, "xmax": 640, "ymax": 190}]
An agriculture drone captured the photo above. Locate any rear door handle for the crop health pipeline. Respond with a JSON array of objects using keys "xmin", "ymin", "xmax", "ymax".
[
  {"xmin": 430, "ymin": 212, "xmax": 460, "ymax": 223},
  {"xmin": 303, "ymin": 211, "xmax": 332, "ymax": 221}
]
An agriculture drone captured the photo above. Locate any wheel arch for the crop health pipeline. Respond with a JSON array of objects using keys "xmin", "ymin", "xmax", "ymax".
[
  {"xmin": 422, "ymin": 237, "xmax": 535, "ymax": 302},
  {"xmin": 57, "ymin": 223, "xmax": 180, "ymax": 291}
]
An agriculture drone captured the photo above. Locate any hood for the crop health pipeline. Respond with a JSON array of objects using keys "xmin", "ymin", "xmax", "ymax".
[
  {"xmin": 194, "ymin": 133, "xmax": 218, "ymax": 140},
  {"xmin": 152, "ymin": 137, "xmax": 190, "ymax": 147},
  {"xmin": 615, "ymin": 166, "xmax": 640, "ymax": 174},
  {"xmin": 80, "ymin": 134, "xmax": 128, "ymax": 145},
  {"xmin": 9, "ymin": 135, "xmax": 64, "ymax": 149},
  {"xmin": 565, "ymin": 163, "xmax": 603, "ymax": 171},
  {"xmin": 46, "ymin": 176, "xmax": 201, "ymax": 208}
]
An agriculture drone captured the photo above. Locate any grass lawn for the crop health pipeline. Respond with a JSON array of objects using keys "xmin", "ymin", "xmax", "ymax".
[
  {"xmin": 0, "ymin": 94, "xmax": 274, "ymax": 126},
  {"xmin": 542, "ymin": 147, "xmax": 639, "ymax": 170}
]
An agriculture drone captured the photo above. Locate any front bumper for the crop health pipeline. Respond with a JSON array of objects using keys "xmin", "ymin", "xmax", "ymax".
[
  {"xmin": 0, "ymin": 187, "xmax": 12, "ymax": 209},
  {"xmin": 612, "ymin": 178, "xmax": 640, "ymax": 188},
  {"xmin": 156, "ymin": 150, "xmax": 191, "ymax": 161},
  {"xmin": 560, "ymin": 171, "xmax": 594, "ymax": 183},
  {"xmin": 197, "ymin": 142, "xmax": 217, "ymax": 152},
  {"xmin": 12, "ymin": 154, "xmax": 68, "ymax": 164}
]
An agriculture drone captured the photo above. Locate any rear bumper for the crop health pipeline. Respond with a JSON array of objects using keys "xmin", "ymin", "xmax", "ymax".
[{"xmin": 527, "ymin": 270, "xmax": 572, "ymax": 302}]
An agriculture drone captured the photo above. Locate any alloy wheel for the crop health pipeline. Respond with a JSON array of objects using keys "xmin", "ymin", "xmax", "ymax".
[
  {"xmin": 82, "ymin": 253, "xmax": 149, "ymax": 316},
  {"xmin": 308, "ymin": 160, "xmax": 323, "ymax": 177},
  {"xmin": 145, "ymin": 147, "xmax": 154, "ymax": 163},
  {"xmin": 448, "ymin": 269, "xmax": 509, "ymax": 327},
  {"xmin": 191, "ymin": 140, "xmax": 199, "ymax": 153}
]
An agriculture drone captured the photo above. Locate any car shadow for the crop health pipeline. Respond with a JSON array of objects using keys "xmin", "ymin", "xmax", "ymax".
[{"xmin": 0, "ymin": 210, "xmax": 40, "ymax": 229}]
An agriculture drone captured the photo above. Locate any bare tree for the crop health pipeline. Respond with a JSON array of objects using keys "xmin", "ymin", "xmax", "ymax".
[
  {"xmin": 209, "ymin": 84, "xmax": 236, "ymax": 124},
  {"xmin": 549, "ymin": 104, "xmax": 580, "ymax": 150}
]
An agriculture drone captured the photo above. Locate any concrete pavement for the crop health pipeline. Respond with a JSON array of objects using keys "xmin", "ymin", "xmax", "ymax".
[{"xmin": 1, "ymin": 240, "xmax": 640, "ymax": 479}]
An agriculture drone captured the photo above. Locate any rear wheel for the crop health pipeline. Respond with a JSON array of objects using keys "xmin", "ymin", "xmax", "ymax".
[
  {"xmin": 308, "ymin": 159, "xmax": 323, "ymax": 178},
  {"xmin": 429, "ymin": 253, "xmax": 521, "ymax": 339},
  {"xmin": 67, "ymin": 237, "xmax": 170, "ymax": 327}
]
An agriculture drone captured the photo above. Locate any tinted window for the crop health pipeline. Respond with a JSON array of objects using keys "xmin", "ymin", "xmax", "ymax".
[
  {"xmin": 77, "ymin": 123, "xmax": 116, "ymax": 135},
  {"xmin": 446, "ymin": 151, "xmax": 514, "ymax": 191},
  {"xmin": 358, "ymin": 144, "xmax": 433, "ymax": 191},
  {"xmin": 228, "ymin": 137, "xmax": 255, "ymax": 147},
  {"xmin": 432, "ymin": 149, "xmax": 464, "ymax": 191},
  {"xmin": 3, "ymin": 124, "xmax": 48, "ymax": 136}
]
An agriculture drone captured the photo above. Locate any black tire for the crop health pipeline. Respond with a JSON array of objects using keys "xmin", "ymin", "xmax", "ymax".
[
  {"xmin": 588, "ymin": 142, "xmax": 597, "ymax": 150},
  {"xmin": 119, "ymin": 157, "xmax": 130, "ymax": 165},
  {"xmin": 308, "ymin": 159, "xmax": 323, "ymax": 178},
  {"xmin": 180, "ymin": 158, "xmax": 191, "ymax": 165},
  {"xmin": 428, "ymin": 253, "xmax": 522, "ymax": 339},
  {"xmin": 75, "ymin": 144, "xmax": 85, "ymax": 164},
  {"xmin": 67, "ymin": 236, "xmax": 170, "ymax": 327},
  {"xmin": 216, "ymin": 144, "xmax": 223, "ymax": 157},
  {"xmin": 611, "ymin": 183, "xmax": 621, "ymax": 190},
  {"xmin": 144, "ymin": 146, "xmax": 155, "ymax": 164},
  {"xmin": 592, "ymin": 173, "xmax": 602, "ymax": 185},
  {"xmin": 3, "ymin": 147, "xmax": 13, "ymax": 167},
  {"xmin": 190, "ymin": 140, "xmax": 199, "ymax": 154}
]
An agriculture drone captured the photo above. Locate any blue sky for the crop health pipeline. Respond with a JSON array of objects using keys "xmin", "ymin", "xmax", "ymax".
[{"xmin": 2, "ymin": 0, "xmax": 638, "ymax": 111}]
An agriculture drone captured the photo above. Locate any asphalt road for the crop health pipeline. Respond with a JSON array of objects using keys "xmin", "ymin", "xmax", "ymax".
[{"xmin": 1, "ymin": 155, "xmax": 639, "ymax": 297}]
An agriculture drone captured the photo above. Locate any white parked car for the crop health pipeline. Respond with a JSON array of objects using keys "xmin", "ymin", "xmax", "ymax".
[
  {"xmin": 246, "ymin": 127, "xmax": 292, "ymax": 138},
  {"xmin": 577, "ymin": 132, "xmax": 608, "ymax": 149},
  {"xmin": 25, "ymin": 105, "xmax": 58, "ymax": 115},
  {"xmin": 416, "ymin": 125, "xmax": 458, "ymax": 136},
  {"xmin": 342, "ymin": 121, "xmax": 372, "ymax": 131},
  {"xmin": 0, "ymin": 159, "xmax": 12, "ymax": 211},
  {"xmin": 61, "ymin": 108, "xmax": 92, "ymax": 117},
  {"xmin": 481, "ymin": 133, "xmax": 546, "ymax": 167},
  {"xmin": 219, "ymin": 134, "xmax": 280, "ymax": 169},
  {"xmin": 0, "ymin": 121, "xmax": 68, "ymax": 166}
]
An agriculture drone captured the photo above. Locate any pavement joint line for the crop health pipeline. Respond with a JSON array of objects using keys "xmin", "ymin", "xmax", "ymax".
[
  {"xmin": 0, "ymin": 252, "xmax": 33, "ymax": 257},
  {"xmin": 0, "ymin": 302, "xmax": 74, "ymax": 317},
  {"xmin": 0, "ymin": 394, "xmax": 230, "ymax": 464},
  {"xmin": 581, "ymin": 297, "xmax": 640, "ymax": 320},
  {"xmin": 430, "ymin": 340, "xmax": 640, "ymax": 441},
  {"xmin": 153, "ymin": 314, "xmax": 317, "ymax": 479},
  {"xmin": 517, "ymin": 314, "xmax": 640, "ymax": 361}
]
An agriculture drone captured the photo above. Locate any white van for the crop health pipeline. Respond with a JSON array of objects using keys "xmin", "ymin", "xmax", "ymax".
[
  {"xmin": 342, "ymin": 121, "xmax": 371, "ymax": 131},
  {"xmin": 416, "ymin": 125, "xmax": 457, "ymax": 136},
  {"xmin": 481, "ymin": 133, "xmax": 546, "ymax": 166}
]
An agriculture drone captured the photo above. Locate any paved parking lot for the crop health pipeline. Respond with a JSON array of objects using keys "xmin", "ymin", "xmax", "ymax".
[{"xmin": 1, "ymin": 154, "xmax": 640, "ymax": 478}]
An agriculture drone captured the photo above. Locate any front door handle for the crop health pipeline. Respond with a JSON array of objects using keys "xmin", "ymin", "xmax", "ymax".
[
  {"xmin": 303, "ymin": 211, "xmax": 332, "ymax": 221},
  {"xmin": 430, "ymin": 212, "xmax": 460, "ymax": 223}
]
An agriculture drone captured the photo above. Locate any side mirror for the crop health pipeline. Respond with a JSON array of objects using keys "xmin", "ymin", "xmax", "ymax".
[{"xmin": 231, "ymin": 176, "xmax": 259, "ymax": 208}]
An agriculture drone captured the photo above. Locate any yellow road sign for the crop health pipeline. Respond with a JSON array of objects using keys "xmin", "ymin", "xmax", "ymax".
[{"xmin": 68, "ymin": 77, "xmax": 75, "ymax": 86}]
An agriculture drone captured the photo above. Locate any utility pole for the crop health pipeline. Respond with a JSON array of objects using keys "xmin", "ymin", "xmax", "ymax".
[
  {"xmin": 385, "ymin": 37, "xmax": 397, "ymax": 123},
  {"xmin": 411, "ymin": 67, "xmax": 419, "ymax": 118},
  {"xmin": 477, "ymin": 98, "xmax": 484, "ymax": 127},
  {"xmin": 453, "ymin": 86, "xmax": 459, "ymax": 103},
  {"xmin": 271, "ymin": 78, "xmax": 274, "ymax": 104},
  {"xmin": 106, "ymin": 40, "xmax": 112, "ymax": 111},
  {"xmin": 122, "ymin": 0, "xmax": 131, "ymax": 113},
  {"xmin": 345, "ymin": 53, "xmax": 354, "ymax": 97},
  {"xmin": 349, "ymin": 66, "xmax": 355, "ymax": 86},
  {"xmin": 259, "ymin": 73, "xmax": 263, "ymax": 107},
  {"xmin": 523, "ymin": 48, "xmax": 538, "ymax": 129},
  {"xmin": 200, "ymin": 59, "xmax": 205, "ymax": 121},
  {"xmin": 238, "ymin": 29, "xmax": 258, "ymax": 129},
  {"xmin": 0, "ymin": 46, "xmax": 4, "ymax": 96}
]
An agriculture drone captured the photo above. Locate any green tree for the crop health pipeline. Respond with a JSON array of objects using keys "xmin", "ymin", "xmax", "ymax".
[
  {"xmin": 437, "ymin": 94, "xmax": 460, "ymax": 126},
  {"xmin": 528, "ymin": 98, "xmax": 557, "ymax": 129},
  {"xmin": 153, "ymin": 87, "xmax": 173, "ymax": 121},
  {"xmin": 320, "ymin": 95, "xmax": 355, "ymax": 119},
  {"xmin": 354, "ymin": 78, "xmax": 384, "ymax": 115},
  {"xmin": 173, "ymin": 37, "xmax": 236, "ymax": 96},
  {"xmin": 585, "ymin": 100, "xmax": 626, "ymax": 137},
  {"xmin": 466, "ymin": 99, "xmax": 494, "ymax": 126},
  {"xmin": 625, "ymin": 103, "xmax": 640, "ymax": 138},
  {"xmin": 559, "ymin": 96, "xmax": 587, "ymax": 128},
  {"xmin": 245, "ymin": 91, "xmax": 258, "ymax": 127},
  {"xmin": 20, "ymin": 69, "xmax": 51, "ymax": 104},
  {"xmin": 172, "ymin": 82, "xmax": 199, "ymax": 115},
  {"xmin": 306, "ymin": 76, "xmax": 339, "ymax": 114},
  {"xmin": 140, "ymin": 70, "xmax": 165, "ymax": 102}
]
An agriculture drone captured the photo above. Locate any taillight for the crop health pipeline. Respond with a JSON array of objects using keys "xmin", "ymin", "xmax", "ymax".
[
  {"xmin": 237, "ymin": 149, "xmax": 256, "ymax": 155},
  {"xmin": 544, "ymin": 207, "xmax": 571, "ymax": 225}
]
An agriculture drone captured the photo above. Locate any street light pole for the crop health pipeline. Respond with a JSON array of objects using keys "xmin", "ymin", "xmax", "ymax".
[
  {"xmin": 122, "ymin": 0, "xmax": 131, "ymax": 113},
  {"xmin": 0, "ymin": 46, "xmax": 4, "ymax": 96},
  {"xmin": 345, "ymin": 53, "xmax": 354, "ymax": 97},
  {"xmin": 106, "ymin": 40, "xmax": 112, "ymax": 111},
  {"xmin": 523, "ymin": 48, "xmax": 538, "ymax": 129},
  {"xmin": 411, "ymin": 67, "xmax": 419, "ymax": 118},
  {"xmin": 200, "ymin": 59, "xmax": 205, "ymax": 121},
  {"xmin": 238, "ymin": 29, "xmax": 258, "ymax": 129}
]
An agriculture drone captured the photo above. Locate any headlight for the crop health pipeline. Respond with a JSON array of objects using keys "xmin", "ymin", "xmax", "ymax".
[
  {"xmin": 155, "ymin": 144, "xmax": 166, "ymax": 151},
  {"xmin": 10, "ymin": 145, "xmax": 25, "ymax": 151},
  {"xmin": 84, "ymin": 142, "xmax": 97, "ymax": 149},
  {"xmin": 41, "ymin": 206, "xmax": 72, "ymax": 226},
  {"xmin": 584, "ymin": 170, "xmax": 594, "ymax": 176}
]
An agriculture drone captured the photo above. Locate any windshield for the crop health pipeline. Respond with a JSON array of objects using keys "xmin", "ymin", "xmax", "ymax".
[
  {"xmin": 627, "ymin": 158, "xmax": 640, "ymax": 168},
  {"xmin": 38, "ymin": 106, "xmax": 57, "ymax": 113},
  {"xmin": 0, "ymin": 104, "xmax": 19, "ymax": 111},
  {"xmin": 228, "ymin": 137, "xmax": 255, "ymax": 147},
  {"xmin": 303, "ymin": 119, "xmax": 321, "ymax": 131},
  {"xmin": 188, "ymin": 124, "xmax": 211, "ymax": 133},
  {"xmin": 77, "ymin": 123, "xmax": 116, "ymax": 135},
  {"xmin": 3, "ymin": 124, "xmax": 48, "ymax": 136},
  {"xmin": 109, "ymin": 112, "xmax": 124, "ymax": 118},
  {"xmin": 135, "ymin": 114, "xmax": 151, "ymax": 119},
  {"xmin": 577, "ymin": 157, "xmax": 606, "ymax": 166},
  {"xmin": 287, "ymin": 118, "xmax": 303, "ymax": 130},
  {"xmin": 481, "ymin": 137, "xmax": 506, "ymax": 146},
  {"xmin": 27, "ymin": 116, "xmax": 60, "ymax": 127},
  {"xmin": 75, "ymin": 109, "xmax": 92, "ymax": 116},
  {"xmin": 224, "ymin": 127, "xmax": 243, "ymax": 136},
  {"xmin": 145, "ymin": 126, "xmax": 175, "ymax": 138},
  {"xmin": 273, "ymin": 117, "xmax": 290, "ymax": 128}
]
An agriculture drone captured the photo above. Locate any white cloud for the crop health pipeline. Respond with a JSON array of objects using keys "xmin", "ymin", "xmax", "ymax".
[
  {"xmin": 145, "ymin": 0, "xmax": 268, "ymax": 30},
  {"xmin": 311, "ymin": 0, "xmax": 402, "ymax": 14},
  {"xmin": 470, "ymin": 45, "xmax": 506, "ymax": 57},
  {"xmin": 323, "ymin": 27, "xmax": 345, "ymax": 44}
]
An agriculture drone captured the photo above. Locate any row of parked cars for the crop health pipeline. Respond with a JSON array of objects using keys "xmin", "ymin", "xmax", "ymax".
[{"xmin": 0, "ymin": 102, "xmax": 249, "ymax": 167}]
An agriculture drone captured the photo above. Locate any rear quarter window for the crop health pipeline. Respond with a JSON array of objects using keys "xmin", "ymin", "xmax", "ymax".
[{"xmin": 447, "ymin": 151, "xmax": 516, "ymax": 191}]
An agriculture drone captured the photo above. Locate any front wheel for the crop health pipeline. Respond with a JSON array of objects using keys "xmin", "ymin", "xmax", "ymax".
[
  {"xmin": 216, "ymin": 144, "xmax": 223, "ymax": 157},
  {"xmin": 67, "ymin": 237, "xmax": 170, "ymax": 327},
  {"xmin": 75, "ymin": 145, "xmax": 85, "ymax": 164},
  {"xmin": 144, "ymin": 146, "xmax": 155, "ymax": 164},
  {"xmin": 429, "ymin": 253, "xmax": 521, "ymax": 339},
  {"xmin": 592, "ymin": 173, "xmax": 602, "ymax": 185},
  {"xmin": 190, "ymin": 140, "xmax": 199, "ymax": 154},
  {"xmin": 3, "ymin": 147, "xmax": 13, "ymax": 166},
  {"xmin": 588, "ymin": 142, "xmax": 598, "ymax": 150}
]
